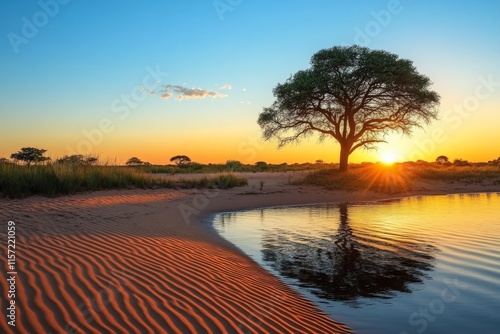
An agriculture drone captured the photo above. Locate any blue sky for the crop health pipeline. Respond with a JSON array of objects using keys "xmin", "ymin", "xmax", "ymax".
[{"xmin": 1, "ymin": 0, "xmax": 500, "ymax": 164}]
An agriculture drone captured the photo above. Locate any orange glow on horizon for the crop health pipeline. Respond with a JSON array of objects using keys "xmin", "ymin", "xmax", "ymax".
[{"xmin": 380, "ymin": 151, "xmax": 398, "ymax": 165}]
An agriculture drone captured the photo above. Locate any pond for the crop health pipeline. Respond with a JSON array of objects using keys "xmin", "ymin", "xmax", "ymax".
[{"xmin": 212, "ymin": 193, "xmax": 500, "ymax": 334}]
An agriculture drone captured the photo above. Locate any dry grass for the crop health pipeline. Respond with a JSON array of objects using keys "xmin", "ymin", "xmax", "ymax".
[
  {"xmin": 302, "ymin": 162, "xmax": 500, "ymax": 193},
  {"xmin": 0, "ymin": 162, "xmax": 247, "ymax": 198}
]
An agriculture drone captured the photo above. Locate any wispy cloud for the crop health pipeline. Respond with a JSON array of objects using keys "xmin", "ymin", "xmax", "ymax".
[
  {"xmin": 159, "ymin": 84, "xmax": 228, "ymax": 101},
  {"xmin": 220, "ymin": 84, "xmax": 232, "ymax": 90}
]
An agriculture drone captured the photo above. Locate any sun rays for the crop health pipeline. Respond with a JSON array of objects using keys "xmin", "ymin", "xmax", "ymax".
[{"xmin": 360, "ymin": 163, "xmax": 413, "ymax": 193}]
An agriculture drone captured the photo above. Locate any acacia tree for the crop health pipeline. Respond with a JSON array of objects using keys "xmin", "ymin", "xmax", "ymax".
[
  {"xmin": 435, "ymin": 155, "xmax": 449, "ymax": 164},
  {"xmin": 10, "ymin": 147, "xmax": 49, "ymax": 167},
  {"xmin": 126, "ymin": 157, "xmax": 145, "ymax": 165},
  {"xmin": 170, "ymin": 155, "xmax": 191, "ymax": 166},
  {"xmin": 57, "ymin": 154, "xmax": 98, "ymax": 165},
  {"xmin": 258, "ymin": 45, "xmax": 440, "ymax": 172}
]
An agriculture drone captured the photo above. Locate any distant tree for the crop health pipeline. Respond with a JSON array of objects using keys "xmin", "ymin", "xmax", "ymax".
[
  {"xmin": 226, "ymin": 160, "xmax": 242, "ymax": 171},
  {"xmin": 170, "ymin": 155, "xmax": 191, "ymax": 166},
  {"xmin": 57, "ymin": 154, "xmax": 98, "ymax": 165},
  {"xmin": 0, "ymin": 157, "xmax": 9, "ymax": 164},
  {"xmin": 255, "ymin": 161, "xmax": 268, "ymax": 171},
  {"xmin": 11, "ymin": 147, "xmax": 49, "ymax": 167},
  {"xmin": 126, "ymin": 157, "xmax": 145, "ymax": 165},
  {"xmin": 187, "ymin": 162, "xmax": 203, "ymax": 171},
  {"xmin": 488, "ymin": 157, "xmax": 500, "ymax": 165},
  {"xmin": 453, "ymin": 158, "xmax": 470, "ymax": 167},
  {"xmin": 435, "ymin": 155, "xmax": 449, "ymax": 164},
  {"xmin": 258, "ymin": 45, "xmax": 440, "ymax": 172},
  {"xmin": 415, "ymin": 160, "xmax": 428, "ymax": 166},
  {"xmin": 316, "ymin": 159, "xmax": 324, "ymax": 164},
  {"xmin": 57, "ymin": 155, "xmax": 79, "ymax": 164}
]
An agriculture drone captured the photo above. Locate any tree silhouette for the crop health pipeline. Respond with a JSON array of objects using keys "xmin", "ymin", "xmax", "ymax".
[
  {"xmin": 435, "ymin": 155, "xmax": 449, "ymax": 164},
  {"xmin": 11, "ymin": 147, "xmax": 49, "ymax": 168},
  {"xmin": 453, "ymin": 158, "xmax": 470, "ymax": 167},
  {"xmin": 226, "ymin": 160, "xmax": 242, "ymax": 171},
  {"xmin": 260, "ymin": 204, "xmax": 437, "ymax": 303},
  {"xmin": 170, "ymin": 155, "xmax": 191, "ymax": 166},
  {"xmin": 258, "ymin": 45, "xmax": 440, "ymax": 172},
  {"xmin": 126, "ymin": 157, "xmax": 145, "ymax": 165},
  {"xmin": 57, "ymin": 155, "xmax": 98, "ymax": 165}
]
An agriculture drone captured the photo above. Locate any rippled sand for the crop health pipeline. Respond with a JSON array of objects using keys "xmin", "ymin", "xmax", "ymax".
[{"xmin": 1, "ymin": 172, "xmax": 498, "ymax": 333}]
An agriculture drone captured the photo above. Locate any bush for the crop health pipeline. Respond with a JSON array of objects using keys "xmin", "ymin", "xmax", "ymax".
[
  {"xmin": 453, "ymin": 158, "xmax": 470, "ymax": 167},
  {"xmin": 255, "ymin": 161, "xmax": 269, "ymax": 171},
  {"xmin": 225, "ymin": 160, "xmax": 242, "ymax": 171}
]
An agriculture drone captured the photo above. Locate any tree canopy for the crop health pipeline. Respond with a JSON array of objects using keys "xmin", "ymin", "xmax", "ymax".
[
  {"xmin": 10, "ymin": 147, "xmax": 49, "ymax": 167},
  {"xmin": 435, "ymin": 155, "xmax": 449, "ymax": 164},
  {"xmin": 170, "ymin": 155, "xmax": 191, "ymax": 166},
  {"xmin": 126, "ymin": 157, "xmax": 146, "ymax": 165},
  {"xmin": 258, "ymin": 45, "xmax": 440, "ymax": 171},
  {"xmin": 57, "ymin": 154, "xmax": 98, "ymax": 165}
]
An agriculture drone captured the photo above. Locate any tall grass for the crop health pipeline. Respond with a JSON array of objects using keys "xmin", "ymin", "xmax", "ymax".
[
  {"xmin": 0, "ymin": 162, "xmax": 247, "ymax": 198},
  {"xmin": 412, "ymin": 164, "xmax": 500, "ymax": 182}
]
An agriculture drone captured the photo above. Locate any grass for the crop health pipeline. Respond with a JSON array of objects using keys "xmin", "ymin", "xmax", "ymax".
[
  {"xmin": 411, "ymin": 163, "xmax": 500, "ymax": 183},
  {"xmin": 0, "ymin": 162, "xmax": 248, "ymax": 198},
  {"xmin": 137, "ymin": 162, "xmax": 331, "ymax": 174},
  {"xmin": 3, "ymin": 160, "xmax": 498, "ymax": 198},
  {"xmin": 302, "ymin": 162, "xmax": 500, "ymax": 193}
]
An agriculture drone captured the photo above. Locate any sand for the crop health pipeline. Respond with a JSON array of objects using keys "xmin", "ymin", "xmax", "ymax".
[{"xmin": 1, "ymin": 171, "xmax": 498, "ymax": 333}]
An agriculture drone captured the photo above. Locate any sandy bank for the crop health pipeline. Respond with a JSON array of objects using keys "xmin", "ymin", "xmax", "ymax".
[{"xmin": 1, "ymin": 171, "xmax": 498, "ymax": 333}]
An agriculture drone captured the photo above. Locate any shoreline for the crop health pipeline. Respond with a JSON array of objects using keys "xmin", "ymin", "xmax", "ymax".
[{"xmin": 1, "ymin": 172, "xmax": 499, "ymax": 333}]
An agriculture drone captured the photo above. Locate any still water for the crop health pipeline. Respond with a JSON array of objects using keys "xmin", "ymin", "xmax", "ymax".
[{"xmin": 212, "ymin": 193, "xmax": 500, "ymax": 334}]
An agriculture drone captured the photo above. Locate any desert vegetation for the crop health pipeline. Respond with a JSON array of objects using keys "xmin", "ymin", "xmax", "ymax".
[
  {"xmin": 302, "ymin": 161, "xmax": 500, "ymax": 193},
  {"xmin": 2, "ymin": 147, "xmax": 499, "ymax": 198},
  {"xmin": 0, "ymin": 154, "xmax": 247, "ymax": 198}
]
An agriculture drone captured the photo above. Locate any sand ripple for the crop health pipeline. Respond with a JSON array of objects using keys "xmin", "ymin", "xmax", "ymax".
[{"xmin": 1, "ymin": 190, "xmax": 350, "ymax": 333}]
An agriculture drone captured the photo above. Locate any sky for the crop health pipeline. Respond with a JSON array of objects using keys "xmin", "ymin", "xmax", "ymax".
[{"xmin": 1, "ymin": 0, "xmax": 500, "ymax": 165}]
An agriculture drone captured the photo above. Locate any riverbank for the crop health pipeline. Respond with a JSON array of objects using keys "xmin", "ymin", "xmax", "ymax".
[{"xmin": 1, "ymin": 171, "xmax": 498, "ymax": 333}]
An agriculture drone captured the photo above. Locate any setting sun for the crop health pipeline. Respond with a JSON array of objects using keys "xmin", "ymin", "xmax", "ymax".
[{"xmin": 380, "ymin": 151, "xmax": 397, "ymax": 164}]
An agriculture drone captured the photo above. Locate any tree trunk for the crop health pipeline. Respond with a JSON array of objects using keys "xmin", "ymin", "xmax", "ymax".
[{"xmin": 339, "ymin": 144, "xmax": 350, "ymax": 172}]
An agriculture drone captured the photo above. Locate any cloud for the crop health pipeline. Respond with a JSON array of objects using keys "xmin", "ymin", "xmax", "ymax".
[
  {"xmin": 220, "ymin": 84, "xmax": 232, "ymax": 90},
  {"xmin": 242, "ymin": 88, "xmax": 247, "ymax": 92},
  {"xmin": 139, "ymin": 86, "xmax": 156, "ymax": 95},
  {"xmin": 159, "ymin": 84, "xmax": 228, "ymax": 101}
]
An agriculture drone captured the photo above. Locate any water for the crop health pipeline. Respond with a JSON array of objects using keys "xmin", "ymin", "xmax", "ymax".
[{"xmin": 212, "ymin": 193, "xmax": 500, "ymax": 334}]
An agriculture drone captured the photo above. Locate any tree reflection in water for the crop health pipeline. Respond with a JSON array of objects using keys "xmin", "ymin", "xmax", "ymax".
[{"xmin": 261, "ymin": 204, "xmax": 437, "ymax": 304}]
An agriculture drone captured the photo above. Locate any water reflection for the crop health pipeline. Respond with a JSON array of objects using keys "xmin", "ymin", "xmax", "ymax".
[
  {"xmin": 215, "ymin": 194, "xmax": 500, "ymax": 333},
  {"xmin": 260, "ymin": 204, "xmax": 437, "ymax": 304}
]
